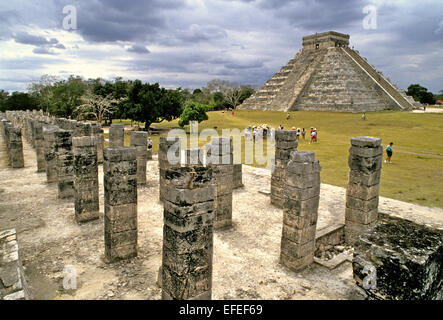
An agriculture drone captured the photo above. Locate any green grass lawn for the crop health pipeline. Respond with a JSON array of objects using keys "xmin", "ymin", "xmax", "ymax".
[{"xmin": 109, "ymin": 110, "xmax": 443, "ymax": 209}]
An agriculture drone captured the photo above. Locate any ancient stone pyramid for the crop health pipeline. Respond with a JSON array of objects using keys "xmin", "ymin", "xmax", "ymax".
[{"xmin": 238, "ymin": 31, "xmax": 418, "ymax": 112}]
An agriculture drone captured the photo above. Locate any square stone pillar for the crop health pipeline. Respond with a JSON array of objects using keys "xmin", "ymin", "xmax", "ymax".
[
  {"xmin": 73, "ymin": 136, "xmax": 99, "ymax": 223},
  {"xmin": 147, "ymin": 149, "xmax": 152, "ymax": 160},
  {"xmin": 91, "ymin": 123, "xmax": 104, "ymax": 163},
  {"xmin": 208, "ymin": 137, "xmax": 233, "ymax": 229},
  {"xmin": 43, "ymin": 125, "xmax": 59, "ymax": 183},
  {"xmin": 233, "ymin": 163, "xmax": 243, "ymax": 189},
  {"xmin": 5, "ymin": 126, "xmax": 24, "ymax": 168},
  {"xmin": 271, "ymin": 130, "xmax": 298, "ymax": 207},
  {"xmin": 130, "ymin": 131, "xmax": 148, "ymax": 185},
  {"xmin": 158, "ymin": 136, "xmax": 181, "ymax": 202},
  {"xmin": 33, "ymin": 121, "xmax": 46, "ymax": 172},
  {"xmin": 109, "ymin": 124, "xmax": 125, "ymax": 147},
  {"xmin": 280, "ymin": 151, "xmax": 321, "ymax": 272},
  {"xmin": 161, "ymin": 166, "xmax": 215, "ymax": 300},
  {"xmin": 103, "ymin": 147, "xmax": 138, "ymax": 262},
  {"xmin": 54, "ymin": 130, "xmax": 75, "ymax": 199},
  {"xmin": 185, "ymin": 148, "xmax": 203, "ymax": 166},
  {"xmin": 345, "ymin": 136, "xmax": 383, "ymax": 244}
]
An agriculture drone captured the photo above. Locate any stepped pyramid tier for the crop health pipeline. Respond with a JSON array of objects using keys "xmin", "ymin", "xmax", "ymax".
[{"xmin": 238, "ymin": 31, "xmax": 417, "ymax": 112}]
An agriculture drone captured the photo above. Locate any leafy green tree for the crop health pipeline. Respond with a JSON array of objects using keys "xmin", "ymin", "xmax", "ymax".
[
  {"xmin": 124, "ymin": 81, "xmax": 184, "ymax": 130},
  {"xmin": 0, "ymin": 90, "xmax": 9, "ymax": 112},
  {"xmin": 49, "ymin": 75, "xmax": 87, "ymax": 118},
  {"xmin": 5, "ymin": 92, "xmax": 39, "ymax": 111},
  {"xmin": 178, "ymin": 102, "xmax": 211, "ymax": 127},
  {"xmin": 407, "ymin": 84, "xmax": 436, "ymax": 104},
  {"xmin": 28, "ymin": 74, "xmax": 58, "ymax": 113}
]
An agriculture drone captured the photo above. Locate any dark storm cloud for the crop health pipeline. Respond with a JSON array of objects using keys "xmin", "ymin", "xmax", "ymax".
[
  {"xmin": 257, "ymin": 0, "xmax": 368, "ymax": 31},
  {"xmin": 127, "ymin": 44, "xmax": 150, "ymax": 54},
  {"xmin": 54, "ymin": 0, "xmax": 187, "ymax": 43},
  {"xmin": 13, "ymin": 32, "xmax": 56, "ymax": 46},
  {"xmin": 32, "ymin": 47, "xmax": 58, "ymax": 55}
]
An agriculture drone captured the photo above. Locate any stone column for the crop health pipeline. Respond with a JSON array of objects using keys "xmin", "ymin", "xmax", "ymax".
[
  {"xmin": 271, "ymin": 130, "xmax": 298, "ymax": 207},
  {"xmin": 103, "ymin": 147, "xmax": 138, "ymax": 262},
  {"xmin": 73, "ymin": 136, "xmax": 99, "ymax": 223},
  {"xmin": 54, "ymin": 130, "xmax": 75, "ymax": 199},
  {"xmin": 161, "ymin": 166, "xmax": 215, "ymax": 300},
  {"xmin": 233, "ymin": 164, "xmax": 243, "ymax": 189},
  {"xmin": 158, "ymin": 136, "xmax": 181, "ymax": 202},
  {"xmin": 33, "ymin": 121, "xmax": 46, "ymax": 172},
  {"xmin": 280, "ymin": 151, "xmax": 321, "ymax": 272},
  {"xmin": 345, "ymin": 136, "xmax": 382, "ymax": 244},
  {"xmin": 147, "ymin": 149, "xmax": 152, "ymax": 160},
  {"xmin": 185, "ymin": 148, "xmax": 203, "ymax": 166},
  {"xmin": 43, "ymin": 125, "xmax": 59, "ymax": 183},
  {"xmin": 208, "ymin": 137, "xmax": 233, "ymax": 229},
  {"xmin": 5, "ymin": 126, "xmax": 24, "ymax": 168},
  {"xmin": 91, "ymin": 123, "xmax": 104, "ymax": 163},
  {"xmin": 109, "ymin": 124, "xmax": 125, "ymax": 147},
  {"xmin": 130, "ymin": 131, "xmax": 148, "ymax": 185}
]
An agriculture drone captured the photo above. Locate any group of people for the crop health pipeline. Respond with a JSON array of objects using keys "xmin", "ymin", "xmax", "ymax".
[
  {"xmin": 245, "ymin": 124, "xmax": 272, "ymax": 140},
  {"xmin": 221, "ymin": 108, "xmax": 235, "ymax": 116},
  {"xmin": 277, "ymin": 125, "xmax": 318, "ymax": 143}
]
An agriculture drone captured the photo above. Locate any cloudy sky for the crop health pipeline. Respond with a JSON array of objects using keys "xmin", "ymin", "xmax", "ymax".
[{"xmin": 1, "ymin": 0, "xmax": 442, "ymax": 93}]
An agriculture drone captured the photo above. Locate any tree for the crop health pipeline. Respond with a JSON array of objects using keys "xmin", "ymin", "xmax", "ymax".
[
  {"xmin": 407, "ymin": 84, "xmax": 436, "ymax": 104},
  {"xmin": 178, "ymin": 102, "xmax": 211, "ymax": 127},
  {"xmin": 75, "ymin": 92, "xmax": 120, "ymax": 123},
  {"xmin": 49, "ymin": 75, "xmax": 87, "ymax": 118},
  {"xmin": 0, "ymin": 90, "xmax": 9, "ymax": 112},
  {"xmin": 124, "ymin": 81, "xmax": 184, "ymax": 130},
  {"xmin": 28, "ymin": 74, "xmax": 58, "ymax": 113},
  {"xmin": 5, "ymin": 92, "xmax": 39, "ymax": 111},
  {"xmin": 224, "ymin": 86, "xmax": 242, "ymax": 108}
]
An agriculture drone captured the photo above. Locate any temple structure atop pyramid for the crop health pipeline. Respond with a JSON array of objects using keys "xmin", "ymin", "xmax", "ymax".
[{"xmin": 238, "ymin": 31, "xmax": 418, "ymax": 112}]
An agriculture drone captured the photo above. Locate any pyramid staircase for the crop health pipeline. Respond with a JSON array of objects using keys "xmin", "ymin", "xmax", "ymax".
[{"xmin": 238, "ymin": 32, "xmax": 417, "ymax": 112}]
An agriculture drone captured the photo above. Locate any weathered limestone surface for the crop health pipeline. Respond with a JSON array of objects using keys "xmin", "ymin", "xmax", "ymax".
[
  {"xmin": 345, "ymin": 136, "xmax": 382, "ymax": 244},
  {"xmin": 208, "ymin": 137, "xmax": 233, "ymax": 229},
  {"xmin": 43, "ymin": 125, "xmax": 60, "ymax": 183},
  {"xmin": 0, "ymin": 229, "xmax": 30, "ymax": 300},
  {"xmin": 2, "ymin": 123, "xmax": 24, "ymax": 168},
  {"xmin": 104, "ymin": 147, "xmax": 138, "ymax": 262},
  {"xmin": 73, "ymin": 136, "xmax": 99, "ymax": 223},
  {"xmin": 353, "ymin": 216, "xmax": 443, "ymax": 300},
  {"xmin": 280, "ymin": 151, "xmax": 321, "ymax": 271},
  {"xmin": 147, "ymin": 149, "xmax": 152, "ymax": 160},
  {"xmin": 109, "ymin": 124, "xmax": 124, "ymax": 148},
  {"xmin": 55, "ymin": 130, "xmax": 75, "ymax": 199},
  {"xmin": 185, "ymin": 148, "xmax": 203, "ymax": 166},
  {"xmin": 158, "ymin": 137, "xmax": 181, "ymax": 202},
  {"xmin": 271, "ymin": 130, "xmax": 298, "ymax": 208},
  {"xmin": 233, "ymin": 163, "xmax": 243, "ymax": 189},
  {"xmin": 161, "ymin": 166, "xmax": 215, "ymax": 300},
  {"xmin": 91, "ymin": 123, "xmax": 104, "ymax": 163},
  {"xmin": 130, "ymin": 131, "xmax": 148, "ymax": 185},
  {"xmin": 33, "ymin": 121, "xmax": 46, "ymax": 172}
]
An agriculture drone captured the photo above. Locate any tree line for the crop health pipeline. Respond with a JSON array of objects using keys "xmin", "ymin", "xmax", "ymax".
[{"xmin": 0, "ymin": 76, "xmax": 255, "ymax": 129}]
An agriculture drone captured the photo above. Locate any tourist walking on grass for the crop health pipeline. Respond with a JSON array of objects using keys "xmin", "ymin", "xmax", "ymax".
[
  {"xmin": 147, "ymin": 138, "xmax": 152, "ymax": 150},
  {"xmin": 302, "ymin": 128, "xmax": 306, "ymax": 140},
  {"xmin": 286, "ymin": 113, "xmax": 290, "ymax": 120},
  {"xmin": 385, "ymin": 142, "xmax": 394, "ymax": 164}
]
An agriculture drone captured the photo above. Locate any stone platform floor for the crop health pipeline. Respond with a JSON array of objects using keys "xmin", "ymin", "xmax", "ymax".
[{"xmin": 1, "ymin": 135, "xmax": 442, "ymax": 300}]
